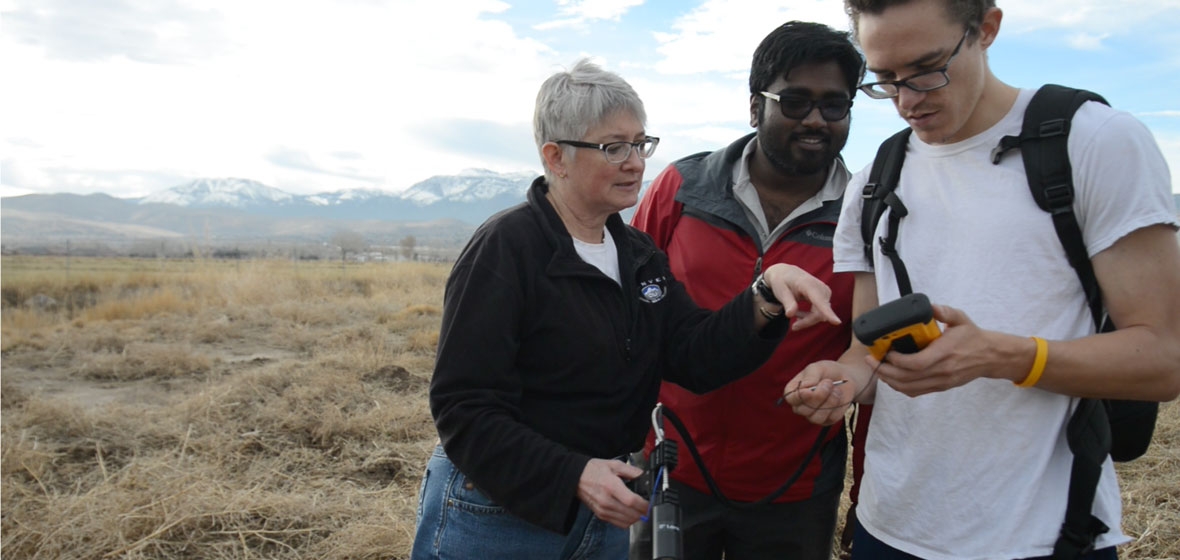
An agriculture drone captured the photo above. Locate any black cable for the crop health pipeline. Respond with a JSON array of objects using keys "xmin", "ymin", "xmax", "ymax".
[
  {"xmin": 655, "ymin": 354, "xmax": 888, "ymax": 509},
  {"xmin": 658, "ymin": 406, "xmax": 829, "ymax": 510}
]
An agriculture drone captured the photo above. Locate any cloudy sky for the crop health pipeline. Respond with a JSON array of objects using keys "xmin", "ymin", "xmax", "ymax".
[{"xmin": 3, "ymin": 0, "xmax": 1179, "ymax": 199}]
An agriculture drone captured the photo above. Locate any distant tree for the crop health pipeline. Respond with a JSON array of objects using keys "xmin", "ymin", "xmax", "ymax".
[
  {"xmin": 399, "ymin": 235, "xmax": 417, "ymax": 260},
  {"xmin": 331, "ymin": 230, "xmax": 366, "ymax": 261},
  {"xmin": 212, "ymin": 248, "xmax": 244, "ymax": 259}
]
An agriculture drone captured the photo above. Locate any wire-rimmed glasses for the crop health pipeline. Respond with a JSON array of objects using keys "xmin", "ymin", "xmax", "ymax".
[{"xmin": 857, "ymin": 29, "xmax": 969, "ymax": 99}]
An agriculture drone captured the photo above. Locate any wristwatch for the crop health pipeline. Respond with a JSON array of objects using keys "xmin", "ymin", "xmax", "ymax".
[{"xmin": 751, "ymin": 273, "xmax": 780, "ymax": 306}]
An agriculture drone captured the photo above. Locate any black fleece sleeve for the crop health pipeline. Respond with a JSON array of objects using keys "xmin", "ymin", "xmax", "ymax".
[
  {"xmin": 657, "ymin": 257, "xmax": 788, "ymax": 393},
  {"xmin": 429, "ymin": 233, "xmax": 590, "ymax": 535}
]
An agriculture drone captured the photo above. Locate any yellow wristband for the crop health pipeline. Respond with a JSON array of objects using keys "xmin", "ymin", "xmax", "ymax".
[{"xmin": 1016, "ymin": 336, "xmax": 1048, "ymax": 388}]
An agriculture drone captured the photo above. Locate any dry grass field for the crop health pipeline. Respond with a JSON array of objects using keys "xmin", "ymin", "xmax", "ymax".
[{"xmin": 2, "ymin": 256, "xmax": 1177, "ymax": 559}]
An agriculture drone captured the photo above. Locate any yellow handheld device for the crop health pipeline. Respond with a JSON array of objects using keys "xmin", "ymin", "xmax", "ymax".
[{"xmin": 852, "ymin": 293, "xmax": 942, "ymax": 360}]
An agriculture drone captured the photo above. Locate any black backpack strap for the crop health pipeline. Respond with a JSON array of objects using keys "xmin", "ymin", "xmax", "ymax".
[
  {"xmin": 994, "ymin": 85, "xmax": 1115, "ymax": 559},
  {"xmin": 879, "ymin": 192, "xmax": 913, "ymax": 296},
  {"xmin": 993, "ymin": 84, "xmax": 1109, "ymax": 331},
  {"xmin": 1051, "ymin": 399, "xmax": 1112, "ymax": 560},
  {"xmin": 861, "ymin": 128, "xmax": 912, "ymax": 266}
]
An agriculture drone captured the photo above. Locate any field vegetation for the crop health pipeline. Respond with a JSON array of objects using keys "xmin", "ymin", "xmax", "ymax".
[{"xmin": 2, "ymin": 256, "xmax": 1177, "ymax": 559}]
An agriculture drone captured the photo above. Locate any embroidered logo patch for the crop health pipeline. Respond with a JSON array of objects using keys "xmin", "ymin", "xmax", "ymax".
[{"xmin": 639, "ymin": 276, "xmax": 668, "ymax": 303}]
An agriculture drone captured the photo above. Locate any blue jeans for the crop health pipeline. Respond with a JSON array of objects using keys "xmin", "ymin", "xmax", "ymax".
[{"xmin": 412, "ymin": 445, "xmax": 627, "ymax": 560}]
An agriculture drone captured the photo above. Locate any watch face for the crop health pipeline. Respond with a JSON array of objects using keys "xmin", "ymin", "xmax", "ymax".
[{"xmin": 755, "ymin": 275, "xmax": 779, "ymax": 305}]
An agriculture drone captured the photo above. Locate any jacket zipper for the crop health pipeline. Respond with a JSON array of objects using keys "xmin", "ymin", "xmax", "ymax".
[{"xmin": 622, "ymin": 244, "xmax": 656, "ymax": 363}]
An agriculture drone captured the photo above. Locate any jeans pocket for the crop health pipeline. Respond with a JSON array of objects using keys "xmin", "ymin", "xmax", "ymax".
[
  {"xmin": 416, "ymin": 468, "xmax": 430, "ymax": 523},
  {"xmin": 448, "ymin": 471, "xmax": 506, "ymax": 515}
]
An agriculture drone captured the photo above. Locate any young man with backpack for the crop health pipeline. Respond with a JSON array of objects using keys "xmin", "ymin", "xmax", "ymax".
[
  {"xmin": 630, "ymin": 21, "xmax": 863, "ymax": 560},
  {"xmin": 783, "ymin": 1, "xmax": 1180, "ymax": 559}
]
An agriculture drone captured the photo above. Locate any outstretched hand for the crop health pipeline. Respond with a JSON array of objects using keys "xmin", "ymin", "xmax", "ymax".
[
  {"xmin": 576, "ymin": 458, "xmax": 648, "ymax": 529},
  {"xmin": 761, "ymin": 263, "xmax": 842, "ymax": 330}
]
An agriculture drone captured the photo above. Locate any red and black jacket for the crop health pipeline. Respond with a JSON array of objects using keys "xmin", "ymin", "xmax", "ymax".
[{"xmin": 632, "ymin": 133, "xmax": 854, "ymax": 503}]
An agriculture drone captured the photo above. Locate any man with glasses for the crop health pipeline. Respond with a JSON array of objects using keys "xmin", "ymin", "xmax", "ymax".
[
  {"xmin": 785, "ymin": 1, "xmax": 1180, "ymax": 559},
  {"xmin": 630, "ymin": 21, "xmax": 863, "ymax": 560}
]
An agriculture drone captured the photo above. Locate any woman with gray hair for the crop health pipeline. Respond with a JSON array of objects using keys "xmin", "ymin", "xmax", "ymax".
[{"xmin": 411, "ymin": 58, "xmax": 840, "ymax": 559}]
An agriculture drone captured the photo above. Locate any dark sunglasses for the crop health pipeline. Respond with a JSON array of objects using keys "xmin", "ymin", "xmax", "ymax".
[{"xmin": 760, "ymin": 92, "xmax": 853, "ymax": 121}]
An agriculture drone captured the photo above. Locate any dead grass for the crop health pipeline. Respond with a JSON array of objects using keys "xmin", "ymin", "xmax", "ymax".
[
  {"xmin": 3, "ymin": 257, "xmax": 443, "ymax": 559},
  {"xmin": 77, "ymin": 342, "xmax": 214, "ymax": 380},
  {"xmin": 2, "ymin": 255, "xmax": 1177, "ymax": 559},
  {"xmin": 1115, "ymin": 400, "xmax": 1180, "ymax": 559}
]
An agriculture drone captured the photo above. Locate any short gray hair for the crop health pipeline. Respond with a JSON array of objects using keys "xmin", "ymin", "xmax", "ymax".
[{"xmin": 533, "ymin": 58, "xmax": 646, "ymax": 181}]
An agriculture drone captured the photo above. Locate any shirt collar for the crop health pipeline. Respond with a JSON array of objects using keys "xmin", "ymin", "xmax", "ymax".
[{"xmin": 730, "ymin": 136, "xmax": 848, "ymax": 246}]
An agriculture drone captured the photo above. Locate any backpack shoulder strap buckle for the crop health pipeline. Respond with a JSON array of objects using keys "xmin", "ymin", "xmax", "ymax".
[
  {"xmin": 991, "ymin": 134, "xmax": 1023, "ymax": 164},
  {"xmin": 1039, "ymin": 117, "xmax": 1069, "ymax": 138},
  {"xmin": 1042, "ymin": 183, "xmax": 1075, "ymax": 214},
  {"xmin": 990, "ymin": 117, "xmax": 1071, "ymax": 165},
  {"xmin": 862, "ymin": 182, "xmax": 883, "ymax": 200}
]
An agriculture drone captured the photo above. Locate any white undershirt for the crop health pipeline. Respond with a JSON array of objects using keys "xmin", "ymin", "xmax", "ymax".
[{"xmin": 572, "ymin": 226, "xmax": 620, "ymax": 285}]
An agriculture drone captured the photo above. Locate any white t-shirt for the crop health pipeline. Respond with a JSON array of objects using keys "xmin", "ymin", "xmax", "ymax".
[
  {"xmin": 832, "ymin": 88, "xmax": 1178, "ymax": 560},
  {"xmin": 573, "ymin": 226, "xmax": 621, "ymax": 285}
]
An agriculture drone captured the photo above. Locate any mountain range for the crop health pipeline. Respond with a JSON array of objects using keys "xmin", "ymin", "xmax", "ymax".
[
  {"xmin": 1, "ymin": 170, "xmax": 543, "ymax": 253},
  {"xmin": 2, "ymin": 170, "xmax": 1177, "ymax": 256},
  {"xmin": 134, "ymin": 171, "xmax": 539, "ymax": 222}
]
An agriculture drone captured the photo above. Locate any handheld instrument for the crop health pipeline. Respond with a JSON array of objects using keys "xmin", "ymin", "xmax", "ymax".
[{"xmin": 852, "ymin": 293, "xmax": 942, "ymax": 360}]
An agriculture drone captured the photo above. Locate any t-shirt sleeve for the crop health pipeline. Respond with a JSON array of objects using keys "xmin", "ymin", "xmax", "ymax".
[
  {"xmin": 1070, "ymin": 103, "xmax": 1179, "ymax": 256},
  {"xmin": 832, "ymin": 164, "xmax": 875, "ymax": 274}
]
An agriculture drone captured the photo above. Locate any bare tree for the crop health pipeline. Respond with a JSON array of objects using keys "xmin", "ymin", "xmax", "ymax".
[
  {"xmin": 399, "ymin": 235, "xmax": 417, "ymax": 260},
  {"xmin": 331, "ymin": 230, "xmax": 366, "ymax": 261}
]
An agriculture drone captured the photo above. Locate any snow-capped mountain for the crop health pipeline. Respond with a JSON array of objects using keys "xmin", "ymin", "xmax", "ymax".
[
  {"xmin": 304, "ymin": 188, "xmax": 393, "ymax": 207},
  {"xmin": 140, "ymin": 178, "xmax": 295, "ymax": 208},
  {"xmin": 400, "ymin": 169, "xmax": 535, "ymax": 205},
  {"xmin": 128, "ymin": 169, "xmax": 538, "ymax": 223}
]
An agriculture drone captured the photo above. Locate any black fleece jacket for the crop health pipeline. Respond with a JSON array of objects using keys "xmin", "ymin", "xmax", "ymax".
[{"xmin": 429, "ymin": 177, "xmax": 788, "ymax": 534}]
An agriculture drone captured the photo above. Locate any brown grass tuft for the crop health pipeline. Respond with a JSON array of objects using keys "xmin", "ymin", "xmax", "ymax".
[
  {"xmin": 394, "ymin": 304, "xmax": 441, "ymax": 320},
  {"xmin": 405, "ymin": 329, "xmax": 440, "ymax": 354},
  {"xmin": 77, "ymin": 342, "xmax": 214, "ymax": 381}
]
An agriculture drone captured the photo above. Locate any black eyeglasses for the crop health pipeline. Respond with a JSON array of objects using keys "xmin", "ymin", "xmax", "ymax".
[
  {"xmin": 555, "ymin": 136, "xmax": 660, "ymax": 164},
  {"xmin": 759, "ymin": 92, "xmax": 853, "ymax": 121},
  {"xmin": 858, "ymin": 29, "xmax": 969, "ymax": 99}
]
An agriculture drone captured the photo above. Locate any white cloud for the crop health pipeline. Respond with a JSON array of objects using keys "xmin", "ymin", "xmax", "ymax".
[
  {"xmin": 1, "ymin": 0, "xmax": 232, "ymax": 64},
  {"xmin": 5, "ymin": 0, "xmax": 1179, "ymax": 200},
  {"xmin": 1065, "ymin": 31, "xmax": 1111, "ymax": 50},
  {"xmin": 534, "ymin": 0, "xmax": 644, "ymax": 30},
  {"xmin": 677, "ymin": 125, "xmax": 751, "ymax": 145},
  {"xmin": 1002, "ymin": 1, "xmax": 1180, "ymax": 35},
  {"xmin": 628, "ymin": 75, "xmax": 749, "ymax": 128},
  {"xmin": 651, "ymin": 0, "xmax": 849, "ymax": 75},
  {"xmin": 559, "ymin": 0, "xmax": 644, "ymax": 20},
  {"xmin": 2, "ymin": 0, "xmax": 558, "ymax": 196},
  {"xmin": 1149, "ymin": 131, "xmax": 1180, "ymax": 194},
  {"xmin": 533, "ymin": 18, "xmax": 581, "ymax": 30}
]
